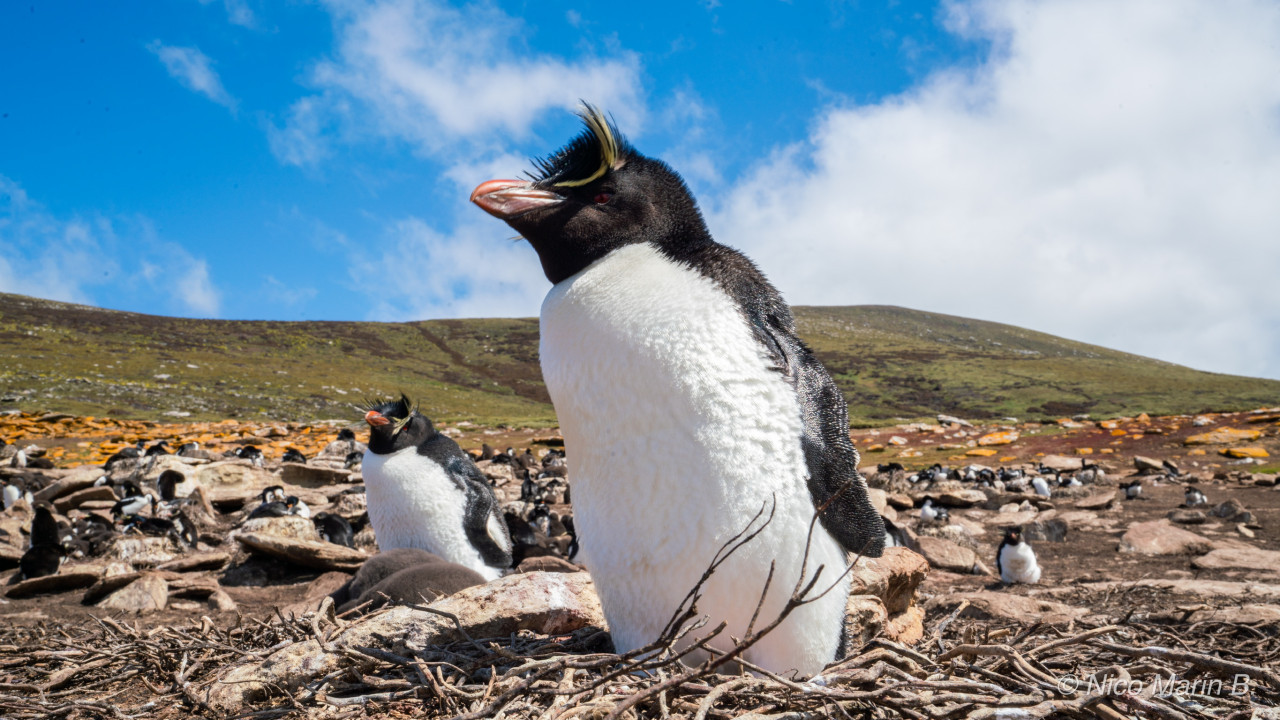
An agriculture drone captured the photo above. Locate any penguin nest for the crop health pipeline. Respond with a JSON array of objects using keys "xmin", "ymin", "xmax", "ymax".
[{"xmin": 1, "ymin": 603, "xmax": 1275, "ymax": 719}]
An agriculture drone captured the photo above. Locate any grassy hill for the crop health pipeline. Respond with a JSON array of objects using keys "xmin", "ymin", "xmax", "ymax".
[{"xmin": 1, "ymin": 292, "xmax": 1275, "ymax": 427}]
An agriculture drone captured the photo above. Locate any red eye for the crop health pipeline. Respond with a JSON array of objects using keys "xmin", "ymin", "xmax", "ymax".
[{"xmin": 593, "ymin": 192, "xmax": 613, "ymax": 204}]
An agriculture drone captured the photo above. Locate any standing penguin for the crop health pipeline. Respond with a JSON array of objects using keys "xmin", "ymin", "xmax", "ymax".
[
  {"xmin": 471, "ymin": 106, "xmax": 884, "ymax": 676},
  {"xmin": 996, "ymin": 526, "xmax": 1041, "ymax": 584},
  {"xmin": 361, "ymin": 395, "xmax": 513, "ymax": 581}
]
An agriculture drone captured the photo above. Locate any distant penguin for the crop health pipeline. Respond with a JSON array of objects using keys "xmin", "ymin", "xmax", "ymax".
[
  {"xmin": 286, "ymin": 495, "xmax": 311, "ymax": 519},
  {"xmin": 344, "ymin": 451, "xmax": 363, "ymax": 469},
  {"xmin": 314, "ymin": 512, "xmax": 354, "ymax": 548},
  {"xmin": 996, "ymin": 526, "xmax": 1041, "ymax": 584},
  {"xmin": 361, "ymin": 395, "xmax": 513, "ymax": 581},
  {"xmin": 1031, "ymin": 476, "xmax": 1052, "ymax": 498},
  {"xmin": 19, "ymin": 543, "xmax": 62, "ymax": 580},
  {"xmin": 1184, "ymin": 485, "xmax": 1208, "ymax": 507},
  {"xmin": 235, "ymin": 445, "xmax": 264, "ymax": 467},
  {"xmin": 480, "ymin": 443, "xmax": 496, "ymax": 460},
  {"xmin": 157, "ymin": 469, "xmax": 184, "ymax": 502},
  {"xmin": 1121, "ymin": 479, "xmax": 1142, "ymax": 499},
  {"xmin": 111, "ymin": 492, "xmax": 156, "ymax": 520},
  {"xmin": 282, "ymin": 448, "xmax": 307, "ymax": 464},
  {"xmin": 471, "ymin": 106, "xmax": 884, "ymax": 674},
  {"xmin": 920, "ymin": 499, "xmax": 948, "ymax": 522},
  {"xmin": 10, "ymin": 449, "xmax": 27, "ymax": 468},
  {"xmin": 30, "ymin": 503, "xmax": 61, "ymax": 549},
  {"xmin": 145, "ymin": 440, "xmax": 170, "ymax": 457},
  {"xmin": 103, "ymin": 445, "xmax": 141, "ymax": 471},
  {"xmin": 3, "ymin": 478, "xmax": 32, "ymax": 510}
]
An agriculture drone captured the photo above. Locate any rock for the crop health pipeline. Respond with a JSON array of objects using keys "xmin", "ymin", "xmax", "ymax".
[
  {"xmin": 232, "ymin": 515, "xmax": 321, "ymax": 543},
  {"xmin": 1184, "ymin": 428, "xmax": 1261, "ymax": 445},
  {"xmin": 935, "ymin": 489, "xmax": 988, "ymax": 508},
  {"xmin": 977, "ymin": 431, "xmax": 1018, "ymax": 446},
  {"xmin": 104, "ymin": 536, "xmax": 183, "ymax": 566},
  {"xmin": 1118, "ymin": 521, "xmax": 1212, "ymax": 555},
  {"xmin": 477, "ymin": 460, "xmax": 516, "ymax": 486},
  {"xmin": 254, "ymin": 425, "xmax": 290, "ymax": 438},
  {"xmin": 280, "ymin": 464, "xmax": 352, "ymax": 487},
  {"xmin": 83, "ymin": 572, "xmax": 146, "ymax": 605},
  {"xmin": 1039, "ymin": 455, "xmax": 1084, "ymax": 472},
  {"xmin": 937, "ymin": 414, "xmax": 973, "ymax": 427},
  {"xmin": 156, "ymin": 552, "xmax": 231, "ymax": 573},
  {"xmin": 841, "ymin": 595, "xmax": 888, "ymax": 654},
  {"xmin": 208, "ymin": 589, "xmax": 238, "ymax": 612},
  {"xmin": 5, "ymin": 571, "xmax": 101, "ymax": 598},
  {"xmin": 848, "ymin": 547, "xmax": 929, "ymax": 615},
  {"xmin": 1222, "ymin": 447, "xmax": 1269, "ymax": 459},
  {"xmin": 53, "ymin": 486, "xmax": 118, "ymax": 513},
  {"xmin": 1023, "ymin": 518, "xmax": 1068, "ymax": 542},
  {"xmin": 195, "ymin": 462, "xmax": 279, "ymax": 505},
  {"xmin": 883, "ymin": 605, "xmax": 925, "ymax": 645},
  {"xmin": 925, "ymin": 591, "xmax": 1086, "ymax": 625},
  {"xmin": 235, "ymin": 532, "xmax": 367, "ymax": 572},
  {"xmin": 1186, "ymin": 604, "xmax": 1280, "ymax": 625},
  {"xmin": 328, "ymin": 491, "xmax": 368, "ymax": 519},
  {"xmin": 99, "ymin": 573, "xmax": 168, "ymax": 613},
  {"xmin": 989, "ymin": 510, "xmax": 1039, "ymax": 528},
  {"xmin": 282, "ymin": 571, "xmax": 354, "ymax": 617},
  {"xmin": 1167, "ymin": 509, "xmax": 1207, "ymax": 525},
  {"xmin": 885, "ymin": 493, "xmax": 914, "ymax": 510},
  {"xmin": 517, "ymin": 556, "xmax": 581, "ymax": 574},
  {"xmin": 1133, "ymin": 456, "xmax": 1165, "ymax": 474},
  {"xmin": 0, "ymin": 544, "xmax": 23, "ymax": 570},
  {"xmin": 31, "ymin": 466, "xmax": 102, "ymax": 504},
  {"xmin": 1191, "ymin": 547, "xmax": 1280, "ymax": 572},
  {"xmin": 865, "ymin": 488, "xmax": 887, "ymax": 515},
  {"xmin": 1211, "ymin": 499, "xmax": 1247, "ymax": 519},
  {"xmin": 1074, "ymin": 491, "xmax": 1116, "ymax": 510},
  {"xmin": 205, "ymin": 571, "xmax": 604, "ymax": 713},
  {"xmin": 913, "ymin": 536, "xmax": 983, "ymax": 574},
  {"xmin": 168, "ymin": 575, "xmax": 221, "ymax": 599},
  {"xmin": 966, "ymin": 448, "xmax": 998, "ymax": 457}
]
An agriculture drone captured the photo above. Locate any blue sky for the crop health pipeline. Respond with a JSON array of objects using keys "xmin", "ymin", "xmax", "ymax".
[{"xmin": 3, "ymin": 1, "xmax": 1280, "ymax": 381}]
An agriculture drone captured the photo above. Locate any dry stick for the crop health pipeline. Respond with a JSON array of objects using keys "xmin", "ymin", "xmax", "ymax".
[
  {"xmin": 1026, "ymin": 625, "xmax": 1123, "ymax": 658},
  {"xmin": 936, "ymin": 644, "xmax": 1059, "ymax": 689},
  {"xmin": 1089, "ymin": 640, "xmax": 1280, "ymax": 690}
]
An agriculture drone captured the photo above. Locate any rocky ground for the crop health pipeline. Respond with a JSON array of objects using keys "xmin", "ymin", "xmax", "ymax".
[{"xmin": 0, "ymin": 408, "xmax": 1277, "ymax": 718}]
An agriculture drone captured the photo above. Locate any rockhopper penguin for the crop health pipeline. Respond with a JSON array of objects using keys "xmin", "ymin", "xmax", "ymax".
[
  {"xmin": 471, "ymin": 105, "xmax": 884, "ymax": 676},
  {"xmin": 362, "ymin": 395, "xmax": 513, "ymax": 581},
  {"xmin": 996, "ymin": 526, "xmax": 1041, "ymax": 584}
]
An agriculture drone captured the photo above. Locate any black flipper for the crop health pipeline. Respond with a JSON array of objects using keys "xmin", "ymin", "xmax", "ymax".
[{"xmin": 447, "ymin": 457, "xmax": 515, "ymax": 570}]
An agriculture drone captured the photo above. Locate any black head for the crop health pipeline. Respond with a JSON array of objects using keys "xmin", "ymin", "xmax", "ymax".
[
  {"xmin": 363, "ymin": 394, "xmax": 435, "ymax": 454},
  {"xmin": 157, "ymin": 469, "xmax": 184, "ymax": 501},
  {"xmin": 1003, "ymin": 526, "xmax": 1023, "ymax": 545},
  {"xmin": 471, "ymin": 104, "xmax": 713, "ymax": 284},
  {"xmin": 261, "ymin": 485, "xmax": 285, "ymax": 503}
]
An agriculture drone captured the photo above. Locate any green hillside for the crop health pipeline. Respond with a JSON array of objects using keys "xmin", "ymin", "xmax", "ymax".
[{"xmin": 0, "ymin": 293, "xmax": 1275, "ymax": 427}]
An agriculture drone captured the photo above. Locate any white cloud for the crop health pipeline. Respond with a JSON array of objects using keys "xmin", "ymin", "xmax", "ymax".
[
  {"xmin": 148, "ymin": 41, "xmax": 237, "ymax": 110},
  {"xmin": 269, "ymin": 0, "xmax": 644, "ymax": 166},
  {"xmin": 348, "ymin": 214, "xmax": 547, "ymax": 321},
  {"xmin": 197, "ymin": 0, "xmax": 257, "ymax": 28},
  {"xmin": 708, "ymin": 0, "xmax": 1280, "ymax": 380},
  {"xmin": 0, "ymin": 175, "xmax": 223, "ymax": 317}
]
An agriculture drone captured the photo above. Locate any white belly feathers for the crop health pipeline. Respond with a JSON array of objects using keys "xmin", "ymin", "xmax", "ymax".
[
  {"xmin": 362, "ymin": 446, "xmax": 501, "ymax": 581},
  {"xmin": 540, "ymin": 242, "xmax": 850, "ymax": 676}
]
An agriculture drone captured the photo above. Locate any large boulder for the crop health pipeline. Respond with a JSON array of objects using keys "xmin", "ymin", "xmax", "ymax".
[
  {"xmin": 913, "ymin": 536, "xmax": 984, "ymax": 574},
  {"xmin": 925, "ymin": 591, "xmax": 1086, "ymax": 625},
  {"xmin": 1118, "ymin": 520, "xmax": 1212, "ymax": 556},
  {"xmin": 195, "ymin": 462, "xmax": 280, "ymax": 506},
  {"xmin": 280, "ymin": 464, "xmax": 352, "ymax": 488},
  {"xmin": 1191, "ymin": 547, "xmax": 1280, "ymax": 572},
  {"xmin": 841, "ymin": 595, "xmax": 888, "ymax": 654},
  {"xmin": 98, "ymin": 573, "xmax": 169, "ymax": 613},
  {"xmin": 848, "ymin": 547, "xmax": 929, "ymax": 615}
]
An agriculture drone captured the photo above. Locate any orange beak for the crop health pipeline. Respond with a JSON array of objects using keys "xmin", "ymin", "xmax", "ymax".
[
  {"xmin": 470, "ymin": 179, "xmax": 563, "ymax": 219},
  {"xmin": 365, "ymin": 411, "xmax": 390, "ymax": 427}
]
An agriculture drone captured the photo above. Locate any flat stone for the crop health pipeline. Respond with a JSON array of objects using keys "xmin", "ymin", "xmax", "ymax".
[
  {"xmin": 1184, "ymin": 428, "xmax": 1261, "ymax": 445},
  {"xmin": 235, "ymin": 532, "xmax": 367, "ymax": 572},
  {"xmin": 1191, "ymin": 547, "xmax": 1280, "ymax": 572},
  {"xmin": 913, "ymin": 536, "xmax": 982, "ymax": 574},
  {"xmin": 935, "ymin": 489, "xmax": 988, "ymax": 508},
  {"xmin": 5, "ymin": 571, "xmax": 101, "ymax": 598},
  {"xmin": 1186, "ymin": 604, "xmax": 1280, "ymax": 625},
  {"xmin": 104, "ymin": 536, "xmax": 182, "ymax": 567},
  {"xmin": 977, "ymin": 431, "xmax": 1018, "ymax": 446},
  {"xmin": 1167, "ymin": 509, "xmax": 1207, "ymax": 525},
  {"xmin": 231, "ymin": 515, "xmax": 320, "ymax": 543},
  {"xmin": 1023, "ymin": 518, "xmax": 1068, "ymax": 542},
  {"xmin": 1119, "ymin": 520, "xmax": 1212, "ymax": 556},
  {"xmin": 1040, "ymin": 454, "xmax": 1086, "ymax": 472},
  {"xmin": 924, "ymin": 591, "xmax": 1086, "ymax": 625},
  {"xmin": 883, "ymin": 605, "xmax": 925, "ymax": 645},
  {"xmin": 1222, "ymin": 447, "xmax": 1269, "ymax": 459},
  {"xmin": 280, "ymin": 464, "xmax": 352, "ymax": 487},
  {"xmin": 31, "ymin": 466, "xmax": 102, "ymax": 504},
  {"xmin": 1074, "ymin": 491, "xmax": 1116, "ymax": 510},
  {"xmin": 156, "ymin": 552, "xmax": 231, "ymax": 573},
  {"xmin": 53, "ymin": 486, "xmax": 118, "ymax": 513},
  {"xmin": 1133, "ymin": 456, "xmax": 1165, "ymax": 473}
]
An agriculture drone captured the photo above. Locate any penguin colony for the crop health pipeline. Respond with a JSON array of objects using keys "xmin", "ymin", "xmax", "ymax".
[{"xmin": 472, "ymin": 105, "xmax": 885, "ymax": 675}]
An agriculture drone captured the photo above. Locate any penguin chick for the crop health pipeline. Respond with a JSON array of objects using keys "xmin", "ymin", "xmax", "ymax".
[
  {"xmin": 330, "ymin": 548, "xmax": 445, "ymax": 609},
  {"xmin": 996, "ymin": 526, "xmax": 1041, "ymax": 584},
  {"xmin": 471, "ymin": 105, "xmax": 884, "ymax": 676},
  {"xmin": 361, "ymin": 395, "xmax": 512, "ymax": 581},
  {"xmin": 19, "ymin": 543, "xmax": 63, "ymax": 580},
  {"xmin": 345, "ymin": 561, "xmax": 485, "ymax": 614},
  {"xmin": 314, "ymin": 512, "xmax": 355, "ymax": 548},
  {"xmin": 1184, "ymin": 485, "xmax": 1208, "ymax": 507}
]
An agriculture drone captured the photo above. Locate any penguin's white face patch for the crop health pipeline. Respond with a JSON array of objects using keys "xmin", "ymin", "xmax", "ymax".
[{"xmin": 539, "ymin": 242, "xmax": 850, "ymax": 676}]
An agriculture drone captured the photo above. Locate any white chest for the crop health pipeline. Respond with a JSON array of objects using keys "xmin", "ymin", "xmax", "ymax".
[
  {"xmin": 539, "ymin": 242, "xmax": 848, "ymax": 675},
  {"xmin": 362, "ymin": 446, "xmax": 499, "ymax": 580},
  {"xmin": 1000, "ymin": 542, "xmax": 1040, "ymax": 584}
]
